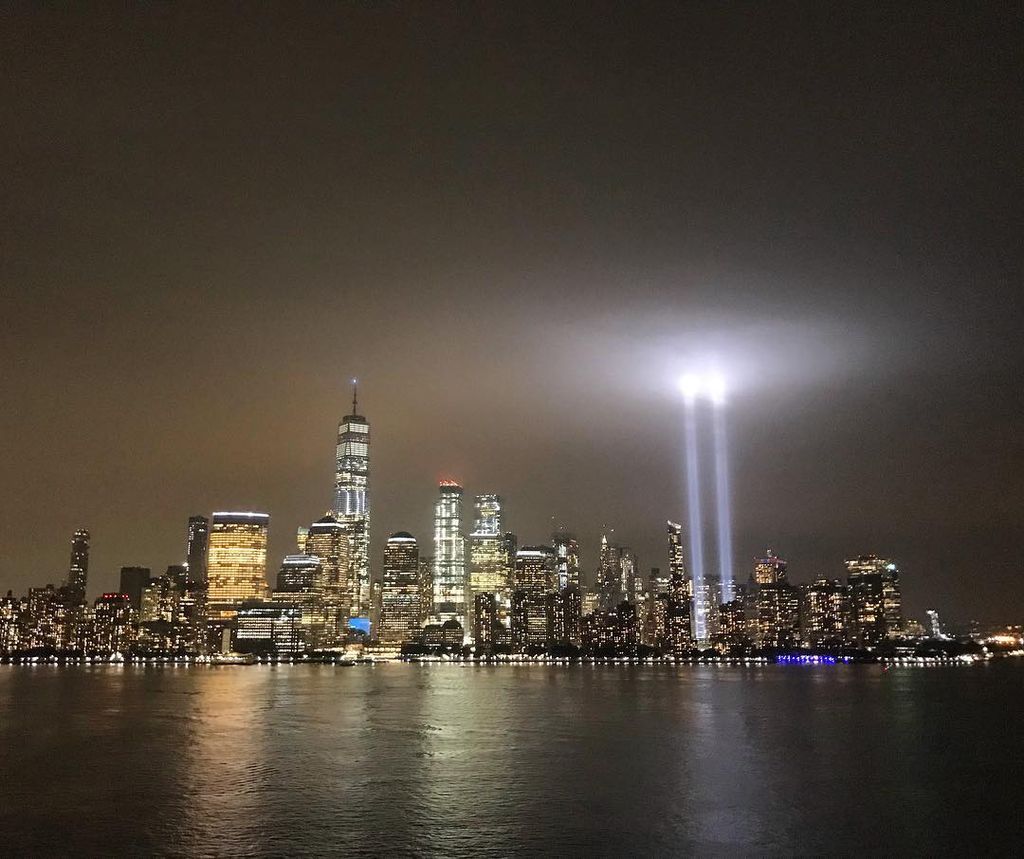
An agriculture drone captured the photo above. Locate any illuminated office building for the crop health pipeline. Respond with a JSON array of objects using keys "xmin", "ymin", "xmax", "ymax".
[
  {"xmin": 185, "ymin": 515, "xmax": 209, "ymax": 585},
  {"xmin": 926, "ymin": 609, "xmax": 945, "ymax": 639},
  {"xmin": 547, "ymin": 587, "xmax": 582, "ymax": 647},
  {"xmin": 333, "ymin": 385, "xmax": 371, "ymax": 620},
  {"xmin": 756, "ymin": 582, "xmax": 801, "ymax": 648},
  {"xmin": 651, "ymin": 594, "xmax": 670, "ymax": 648},
  {"xmin": 597, "ymin": 535, "xmax": 633, "ymax": 610},
  {"xmin": 66, "ymin": 528, "xmax": 90, "ymax": 604},
  {"xmin": 418, "ymin": 556, "xmax": 434, "ymax": 625},
  {"xmin": 0, "ymin": 593, "xmax": 22, "ymax": 652},
  {"xmin": 649, "ymin": 567, "xmax": 670, "ymax": 595},
  {"xmin": 468, "ymin": 495, "xmax": 507, "ymax": 630},
  {"xmin": 235, "ymin": 601, "xmax": 303, "ymax": 654},
  {"xmin": 801, "ymin": 577, "xmax": 850, "ymax": 648},
  {"xmin": 140, "ymin": 575, "xmax": 180, "ymax": 624},
  {"xmin": 665, "ymin": 523, "xmax": 693, "ymax": 653},
  {"xmin": 276, "ymin": 554, "xmax": 323, "ymax": 593},
  {"xmin": 380, "ymin": 533, "xmax": 421, "ymax": 645},
  {"xmin": 433, "ymin": 481, "xmax": 466, "ymax": 632},
  {"xmin": 273, "ymin": 554, "xmax": 327, "ymax": 648},
  {"xmin": 630, "ymin": 571, "xmax": 651, "ymax": 644},
  {"xmin": 694, "ymin": 575, "xmax": 719, "ymax": 640},
  {"xmin": 25, "ymin": 585, "xmax": 72, "ymax": 649},
  {"xmin": 754, "ymin": 549, "xmax": 787, "ymax": 584},
  {"xmin": 552, "ymin": 530, "xmax": 580, "ymax": 591},
  {"xmin": 667, "ymin": 521, "xmax": 687, "ymax": 593},
  {"xmin": 474, "ymin": 592, "xmax": 499, "ymax": 651},
  {"xmin": 714, "ymin": 599, "xmax": 749, "ymax": 648},
  {"xmin": 206, "ymin": 512, "xmax": 270, "ymax": 620},
  {"xmin": 582, "ymin": 602, "xmax": 639, "ymax": 652},
  {"xmin": 511, "ymin": 546, "xmax": 555, "ymax": 650},
  {"xmin": 304, "ymin": 514, "xmax": 349, "ymax": 643},
  {"xmin": 513, "ymin": 546, "xmax": 555, "ymax": 596},
  {"xmin": 92, "ymin": 593, "xmax": 134, "ymax": 653},
  {"xmin": 846, "ymin": 555, "xmax": 902, "ymax": 646}
]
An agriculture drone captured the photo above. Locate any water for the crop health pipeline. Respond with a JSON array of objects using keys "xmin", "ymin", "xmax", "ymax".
[{"xmin": 1, "ymin": 663, "xmax": 1021, "ymax": 856}]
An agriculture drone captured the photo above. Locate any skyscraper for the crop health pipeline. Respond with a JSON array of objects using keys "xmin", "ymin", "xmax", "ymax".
[
  {"xmin": 303, "ymin": 513, "xmax": 350, "ymax": 644},
  {"xmin": 756, "ymin": 580, "xmax": 801, "ymax": 648},
  {"xmin": 551, "ymin": 530, "xmax": 580, "ymax": 591},
  {"xmin": 206, "ymin": 512, "xmax": 270, "ymax": 620},
  {"xmin": 119, "ymin": 566, "xmax": 152, "ymax": 613},
  {"xmin": 418, "ymin": 556, "xmax": 434, "ymax": 625},
  {"xmin": 667, "ymin": 521, "xmax": 687, "ymax": 591},
  {"xmin": 665, "ymin": 522, "xmax": 694, "ymax": 653},
  {"xmin": 468, "ymin": 495, "xmax": 505, "ymax": 590},
  {"xmin": 511, "ymin": 546, "xmax": 555, "ymax": 650},
  {"xmin": 433, "ymin": 481, "xmax": 466, "ymax": 632},
  {"xmin": 800, "ymin": 577, "xmax": 850, "ymax": 648},
  {"xmin": 333, "ymin": 383, "xmax": 370, "ymax": 621},
  {"xmin": 597, "ymin": 535, "xmax": 633, "ymax": 610},
  {"xmin": 468, "ymin": 494, "xmax": 508, "ymax": 632},
  {"xmin": 66, "ymin": 528, "xmax": 90, "ymax": 604},
  {"xmin": 846, "ymin": 555, "xmax": 902, "ymax": 646},
  {"xmin": 380, "ymin": 532, "xmax": 421, "ymax": 645},
  {"xmin": 547, "ymin": 587, "xmax": 582, "ymax": 647},
  {"xmin": 754, "ymin": 549, "xmax": 787, "ymax": 585},
  {"xmin": 272, "ymin": 554, "xmax": 326, "ymax": 649},
  {"xmin": 185, "ymin": 515, "xmax": 209, "ymax": 585}
]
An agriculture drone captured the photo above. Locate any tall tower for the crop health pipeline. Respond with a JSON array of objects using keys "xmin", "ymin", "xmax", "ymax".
[
  {"xmin": 333, "ymin": 381, "xmax": 370, "ymax": 620},
  {"xmin": 468, "ymin": 495, "xmax": 507, "ymax": 619},
  {"xmin": 754, "ymin": 549, "xmax": 787, "ymax": 585},
  {"xmin": 597, "ymin": 534, "xmax": 631, "ymax": 610},
  {"xmin": 185, "ymin": 515, "xmax": 209, "ymax": 585},
  {"xmin": 304, "ymin": 513, "xmax": 350, "ymax": 643},
  {"xmin": 206, "ymin": 512, "xmax": 269, "ymax": 620},
  {"xmin": 433, "ymin": 481, "xmax": 466, "ymax": 631},
  {"xmin": 551, "ymin": 530, "xmax": 580, "ymax": 591},
  {"xmin": 66, "ymin": 528, "xmax": 90, "ymax": 604},
  {"xmin": 667, "ymin": 521, "xmax": 687, "ymax": 593},
  {"xmin": 511, "ymin": 546, "xmax": 556, "ymax": 650},
  {"xmin": 380, "ymin": 532, "xmax": 420, "ymax": 645}
]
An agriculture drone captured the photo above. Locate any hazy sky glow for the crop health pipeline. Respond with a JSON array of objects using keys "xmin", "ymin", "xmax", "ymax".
[{"xmin": 1, "ymin": 4, "xmax": 1021, "ymax": 622}]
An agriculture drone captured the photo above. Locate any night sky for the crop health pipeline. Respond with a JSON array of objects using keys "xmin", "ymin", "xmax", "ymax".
[{"xmin": 2, "ymin": 4, "xmax": 1021, "ymax": 623}]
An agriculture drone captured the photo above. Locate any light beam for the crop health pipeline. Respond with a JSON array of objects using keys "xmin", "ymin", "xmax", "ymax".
[
  {"xmin": 682, "ymin": 389, "xmax": 707, "ymax": 642},
  {"xmin": 711, "ymin": 388, "xmax": 735, "ymax": 603}
]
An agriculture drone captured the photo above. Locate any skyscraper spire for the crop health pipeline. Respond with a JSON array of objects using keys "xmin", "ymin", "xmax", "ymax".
[{"xmin": 335, "ymin": 379, "xmax": 370, "ymax": 623}]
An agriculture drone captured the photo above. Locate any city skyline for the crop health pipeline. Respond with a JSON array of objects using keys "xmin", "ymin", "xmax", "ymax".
[
  {"xmin": 1, "ymin": 6, "xmax": 1020, "ymax": 856},
  {"xmin": 2, "ymin": 5, "xmax": 1021, "ymax": 626},
  {"xmin": 0, "ymin": 387, "xmax": 1015, "ymax": 632}
]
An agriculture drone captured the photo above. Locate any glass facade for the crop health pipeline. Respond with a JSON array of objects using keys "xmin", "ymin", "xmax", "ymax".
[
  {"xmin": 185, "ymin": 516, "xmax": 209, "ymax": 585},
  {"xmin": 206, "ymin": 512, "xmax": 270, "ymax": 619},
  {"xmin": 380, "ymin": 533, "xmax": 420, "ymax": 644},
  {"xmin": 333, "ymin": 389, "xmax": 370, "ymax": 620},
  {"xmin": 433, "ymin": 481, "xmax": 466, "ymax": 630},
  {"xmin": 303, "ymin": 514, "xmax": 350, "ymax": 645},
  {"xmin": 551, "ymin": 531, "xmax": 580, "ymax": 591},
  {"xmin": 67, "ymin": 528, "xmax": 90, "ymax": 604}
]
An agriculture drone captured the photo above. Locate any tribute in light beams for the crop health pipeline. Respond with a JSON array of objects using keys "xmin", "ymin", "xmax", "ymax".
[
  {"xmin": 709, "ymin": 375, "xmax": 735, "ymax": 604},
  {"xmin": 680, "ymin": 375, "xmax": 707, "ymax": 642}
]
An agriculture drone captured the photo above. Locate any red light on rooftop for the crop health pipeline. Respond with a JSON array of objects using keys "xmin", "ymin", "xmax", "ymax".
[{"xmin": 438, "ymin": 479, "xmax": 461, "ymax": 487}]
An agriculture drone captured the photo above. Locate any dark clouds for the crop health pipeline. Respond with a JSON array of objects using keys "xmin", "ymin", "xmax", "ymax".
[{"xmin": 1, "ymin": 3, "xmax": 1021, "ymax": 622}]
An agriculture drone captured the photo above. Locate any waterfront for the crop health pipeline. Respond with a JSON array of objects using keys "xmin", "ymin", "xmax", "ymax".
[{"xmin": 2, "ymin": 663, "xmax": 1021, "ymax": 856}]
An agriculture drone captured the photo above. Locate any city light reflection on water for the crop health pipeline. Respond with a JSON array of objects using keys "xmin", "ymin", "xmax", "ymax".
[{"xmin": 0, "ymin": 663, "xmax": 1021, "ymax": 855}]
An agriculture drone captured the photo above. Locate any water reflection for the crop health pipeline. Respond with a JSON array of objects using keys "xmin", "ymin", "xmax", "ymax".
[{"xmin": 0, "ymin": 663, "xmax": 1021, "ymax": 855}]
